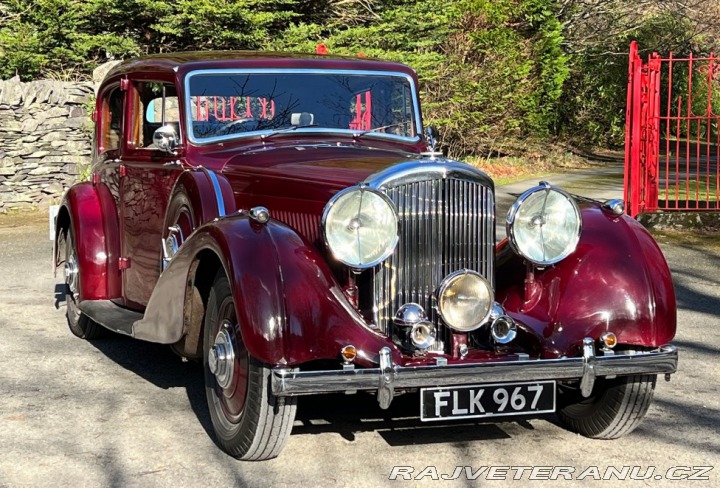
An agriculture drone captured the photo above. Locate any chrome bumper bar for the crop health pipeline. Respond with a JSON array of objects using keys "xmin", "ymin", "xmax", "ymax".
[{"xmin": 271, "ymin": 342, "xmax": 678, "ymax": 409}]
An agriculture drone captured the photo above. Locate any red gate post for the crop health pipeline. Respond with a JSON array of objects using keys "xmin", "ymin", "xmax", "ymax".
[
  {"xmin": 645, "ymin": 53, "xmax": 662, "ymax": 212},
  {"xmin": 624, "ymin": 41, "xmax": 644, "ymax": 217}
]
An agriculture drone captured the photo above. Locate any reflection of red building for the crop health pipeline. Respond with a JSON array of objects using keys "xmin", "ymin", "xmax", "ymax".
[
  {"xmin": 349, "ymin": 91, "xmax": 372, "ymax": 130},
  {"xmin": 194, "ymin": 96, "xmax": 276, "ymax": 122}
]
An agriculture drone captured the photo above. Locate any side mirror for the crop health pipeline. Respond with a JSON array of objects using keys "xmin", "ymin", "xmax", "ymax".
[{"xmin": 153, "ymin": 125, "xmax": 179, "ymax": 153}]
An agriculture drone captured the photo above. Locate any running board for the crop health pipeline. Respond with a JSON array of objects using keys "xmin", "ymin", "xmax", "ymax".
[{"xmin": 78, "ymin": 300, "xmax": 144, "ymax": 337}]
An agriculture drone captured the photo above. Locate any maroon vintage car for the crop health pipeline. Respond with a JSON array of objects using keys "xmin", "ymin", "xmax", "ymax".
[{"xmin": 53, "ymin": 51, "xmax": 678, "ymax": 460}]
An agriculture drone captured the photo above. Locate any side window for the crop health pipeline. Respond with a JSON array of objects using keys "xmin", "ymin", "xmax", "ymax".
[
  {"xmin": 100, "ymin": 87, "xmax": 124, "ymax": 153},
  {"xmin": 131, "ymin": 82, "xmax": 180, "ymax": 149}
]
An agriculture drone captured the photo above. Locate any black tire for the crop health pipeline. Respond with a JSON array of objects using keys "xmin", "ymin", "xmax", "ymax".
[
  {"xmin": 203, "ymin": 270, "xmax": 296, "ymax": 460},
  {"xmin": 63, "ymin": 229, "xmax": 105, "ymax": 340},
  {"xmin": 558, "ymin": 373, "xmax": 657, "ymax": 439}
]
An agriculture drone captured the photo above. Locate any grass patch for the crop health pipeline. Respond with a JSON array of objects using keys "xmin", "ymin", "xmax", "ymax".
[
  {"xmin": 659, "ymin": 179, "xmax": 719, "ymax": 203},
  {"xmin": 651, "ymin": 227, "xmax": 720, "ymax": 254},
  {"xmin": 0, "ymin": 209, "xmax": 47, "ymax": 228}
]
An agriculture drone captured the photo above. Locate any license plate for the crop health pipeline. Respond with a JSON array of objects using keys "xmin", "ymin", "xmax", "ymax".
[{"xmin": 420, "ymin": 380, "xmax": 556, "ymax": 422}]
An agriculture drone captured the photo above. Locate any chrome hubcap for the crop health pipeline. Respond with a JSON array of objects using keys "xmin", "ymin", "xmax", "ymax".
[
  {"xmin": 208, "ymin": 321, "xmax": 235, "ymax": 389},
  {"xmin": 65, "ymin": 253, "xmax": 79, "ymax": 294}
]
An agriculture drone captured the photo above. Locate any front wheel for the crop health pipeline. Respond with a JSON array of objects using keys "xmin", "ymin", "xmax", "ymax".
[
  {"xmin": 203, "ymin": 270, "xmax": 297, "ymax": 460},
  {"xmin": 557, "ymin": 374, "xmax": 657, "ymax": 439}
]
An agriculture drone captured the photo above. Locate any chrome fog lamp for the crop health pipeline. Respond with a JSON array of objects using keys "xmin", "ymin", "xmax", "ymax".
[
  {"xmin": 506, "ymin": 182, "xmax": 582, "ymax": 266},
  {"xmin": 490, "ymin": 316, "xmax": 517, "ymax": 344},
  {"xmin": 437, "ymin": 270, "xmax": 493, "ymax": 332},
  {"xmin": 394, "ymin": 303, "xmax": 436, "ymax": 350},
  {"xmin": 409, "ymin": 322, "xmax": 436, "ymax": 350},
  {"xmin": 322, "ymin": 186, "xmax": 398, "ymax": 269}
]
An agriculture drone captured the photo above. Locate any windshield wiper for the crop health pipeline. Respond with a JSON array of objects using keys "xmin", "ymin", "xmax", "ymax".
[
  {"xmin": 353, "ymin": 123, "xmax": 408, "ymax": 140},
  {"xmin": 260, "ymin": 124, "xmax": 318, "ymax": 141}
]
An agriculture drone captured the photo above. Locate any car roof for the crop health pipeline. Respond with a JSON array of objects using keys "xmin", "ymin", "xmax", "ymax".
[{"xmin": 104, "ymin": 51, "xmax": 418, "ymax": 81}]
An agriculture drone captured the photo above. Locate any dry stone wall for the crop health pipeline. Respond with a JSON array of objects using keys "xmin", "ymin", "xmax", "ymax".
[{"xmin": 0, "ymin": 77, "xmax": 93, "ymax": 213}]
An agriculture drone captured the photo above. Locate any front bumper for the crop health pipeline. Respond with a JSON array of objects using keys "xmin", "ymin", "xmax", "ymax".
[{"xmin": 272, "ymin": 340, "xmax": 678, "ymax": 409}]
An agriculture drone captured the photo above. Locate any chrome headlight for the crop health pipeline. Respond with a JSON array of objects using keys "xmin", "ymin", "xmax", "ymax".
[
  {"xmin": 437, "ymin": 270, "xmax": 493, "ymax": 331},
  {"xmin": 322, "ymin": 186, "xmax": 399, "ymax": 268},
  {"xmin": 506, "ymin": 182, "xmax": 582, "ymax": 266}
]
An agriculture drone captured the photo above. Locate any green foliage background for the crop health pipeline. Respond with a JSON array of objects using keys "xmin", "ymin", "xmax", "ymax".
[{"xmin": 0, "ymin": 0, "xmax": 716, "ymax": 155}]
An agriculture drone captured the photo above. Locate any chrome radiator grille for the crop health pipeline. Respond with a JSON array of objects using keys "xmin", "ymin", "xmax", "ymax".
[{"xmin": 370, "ymin": 176, "xmax": 495, "ymax": 352}]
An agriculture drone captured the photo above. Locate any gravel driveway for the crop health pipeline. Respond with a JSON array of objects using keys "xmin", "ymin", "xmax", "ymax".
[{"xmin": 0, "ymin": 214, "xmax": 717, "ymax": 487}]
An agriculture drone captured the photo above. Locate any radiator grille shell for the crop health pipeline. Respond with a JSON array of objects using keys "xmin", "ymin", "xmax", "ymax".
[{"xmin": 363, "ymin": 162, "xmax": 495, "ymax": 352}]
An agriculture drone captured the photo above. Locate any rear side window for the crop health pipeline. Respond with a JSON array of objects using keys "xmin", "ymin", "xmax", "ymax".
[{"xmin": 100, "ymin": 87, "xmax": 124, "ymax": 153}]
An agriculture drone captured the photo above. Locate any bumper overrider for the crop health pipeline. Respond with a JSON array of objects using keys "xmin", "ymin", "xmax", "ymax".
[{"xmin": 272, "ymin": 339, "xmax": 678, "ymax": 409}]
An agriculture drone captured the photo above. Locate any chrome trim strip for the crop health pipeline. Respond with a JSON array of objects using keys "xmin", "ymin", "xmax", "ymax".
[
  {"xmin": 365, "ymin": 159, "xmax": 494, "ymax": 190},
  {"xmin": 183, "ymin": 68, "xmax": 423, "ymax": 145},
  {"xmin": 271, "ymin": 345, "xmax": 678, "ymax": 396},
  {"xmin": 199, "ymin": 167, "xmax": 226, "ymax": 217}
]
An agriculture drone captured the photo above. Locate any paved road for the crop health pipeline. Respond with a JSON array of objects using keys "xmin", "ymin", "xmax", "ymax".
[{"xmin": 1, "ymin": 171, "xmax": 718, "ymax": 486}]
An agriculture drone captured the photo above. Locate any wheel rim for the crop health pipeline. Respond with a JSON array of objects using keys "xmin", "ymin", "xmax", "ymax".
[
  {"xmin": 65, "ymin": 252, "xmax": 79, "ymax": 295},
  {"xmin": 210, "ymin": 295, "xmax": 249, "ymax": 424},
  {"xmin": 209, "ymin": 321, "xmax": 235, "ymax": 389},
  {"xmin": 163, "ymin": 208, "xmax": 193, "ymax": 269},
  {"xmin": 64, "ymin": 236, "xmax": 81, "ymax": 324}
]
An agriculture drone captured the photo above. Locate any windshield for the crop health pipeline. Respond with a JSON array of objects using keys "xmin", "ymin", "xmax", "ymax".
[{"xmin": 185, "ymin": 69, "xmax": 419, "ymax": 143}]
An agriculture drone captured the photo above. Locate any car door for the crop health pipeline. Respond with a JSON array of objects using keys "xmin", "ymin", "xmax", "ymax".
[
  {"xmin": 119, "ymin": 77, "xmax": 185, "ymax": 309},
  {"xmin": 94, "ymin": 81, "xmax": 126, "ymax": 301}
]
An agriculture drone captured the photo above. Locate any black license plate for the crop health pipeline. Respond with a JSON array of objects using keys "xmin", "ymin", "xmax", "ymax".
[{"xmin": 421, "ymin": 380, "xmax": 556, "ymax": 422}]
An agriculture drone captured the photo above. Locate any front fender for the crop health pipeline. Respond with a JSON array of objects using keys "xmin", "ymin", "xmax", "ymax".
[
  {"xmin": 496, "ymin": 204, "xmax": 677, "ymax": 358},
  {"xmin": 55, "ymin": 182, "xmax": 120, "ymax": 300},
  {"xmin": 134, "ymin": 214, "xmax": 396, "ymax": 366},
  {"xmin": 163, "ymin": 168, "xmax": 237, "ymax": 230}
]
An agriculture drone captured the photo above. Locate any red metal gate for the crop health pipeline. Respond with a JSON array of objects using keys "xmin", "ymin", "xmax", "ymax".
[{"xmin": 624, "ymin": 41, "xmax": 720, "ymax": 217}]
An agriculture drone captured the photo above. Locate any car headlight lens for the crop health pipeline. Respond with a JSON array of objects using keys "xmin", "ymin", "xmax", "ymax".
[
  {"xmin": 437, "ymin": 270, "xmax": 493, "ymax": 331},
  {"xmin": 506, "ymin": 182, "xmax": 582, "ymax": 266},
  {"xmin": 322, "ymin": 187, "xmax": 398, "ymax": 268}
]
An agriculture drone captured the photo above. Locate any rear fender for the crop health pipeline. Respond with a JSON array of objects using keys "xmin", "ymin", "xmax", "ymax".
[
  {"xmin": 134, "ymin": 214, "xmax": 395, "ymax": 366},
  {"xmin": 496, "ymin": 204, "xmax": 677, "ymax": 358},
  {"xmin": 54, "ymin": 182, "xmax": 120, "ymax": 300}
]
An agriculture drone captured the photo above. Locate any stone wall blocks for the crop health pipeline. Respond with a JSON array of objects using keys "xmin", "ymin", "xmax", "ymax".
[
  {"xmin": 21, "ymin": 118, "xmax": 41, "ymax": 132},
  {"xmin": 64, "ymin": 117, "xmax": 86, "ymax": 129},
  {"xmin": 39, "ymin": 132, "xmax": 66, "ymax": 142},
  {"xmin": 1, "ymin": 76, "xmax": 94, "ymax": 209}
]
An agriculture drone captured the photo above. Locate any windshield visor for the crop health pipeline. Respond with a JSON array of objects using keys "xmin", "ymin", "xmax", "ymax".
[{"xmin": 185, "ymin": 70, "xmax": 419, "ymax": 143}]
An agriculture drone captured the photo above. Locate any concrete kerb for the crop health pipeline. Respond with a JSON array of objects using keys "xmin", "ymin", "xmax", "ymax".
[{"xmin": 637, "ymin": 211, "xmax": 720, "ymax": 232}]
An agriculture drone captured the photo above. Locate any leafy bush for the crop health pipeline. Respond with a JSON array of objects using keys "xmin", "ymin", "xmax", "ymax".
[
  {"xmin": 0, "ymin": 0, "xmax": 297, "ymax": 79},
  {"xmin": 273, "ymin": 0, "xmax": 570, "ymax": 157}
]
